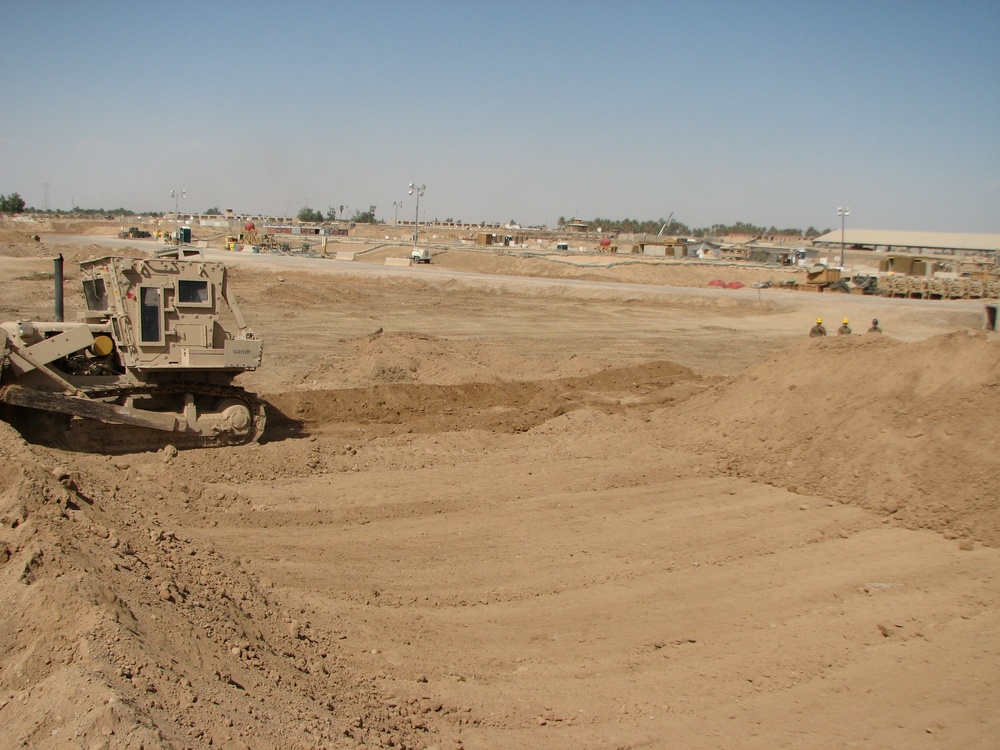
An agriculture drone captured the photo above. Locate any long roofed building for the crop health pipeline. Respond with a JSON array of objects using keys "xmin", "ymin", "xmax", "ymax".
[{"xmin": 812, "ymin": 230, "xmax": 1000, "ymax": 257}]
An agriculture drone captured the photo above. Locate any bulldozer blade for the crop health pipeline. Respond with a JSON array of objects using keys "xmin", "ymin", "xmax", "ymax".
[{"xmin": 0, "ymin": 385, "xmax": 179, "ymax": 432}]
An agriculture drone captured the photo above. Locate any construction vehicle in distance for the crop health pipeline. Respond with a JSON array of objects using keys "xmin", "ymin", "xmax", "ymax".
[
  {"xmin": 118, "ymin": 227, "xmax": 152, "ymax": 239},
  {"xmin": 230, "ymin": 222, "xmax": 280, "ymax": 252},
  {"xmin": 0, "ymin": 249, "xmax": 265, "ymax": 453},
  {"xmin": 411, "ymin": 248, "xmax": 431, "ymax": 264}
]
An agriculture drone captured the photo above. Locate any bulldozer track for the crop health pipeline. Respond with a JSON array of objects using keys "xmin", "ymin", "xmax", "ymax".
[{"xmin": 38, "ymin": 383, "xmax": 267, "ymax": 454}]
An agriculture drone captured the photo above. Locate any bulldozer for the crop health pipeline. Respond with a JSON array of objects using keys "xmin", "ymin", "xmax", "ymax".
[
  {"xmin": 118, "ymin": 226, "xmax": 152, "ymax": 239},
  {"xmin": 0, "ymin": 249, "xmax": 265, "ymax": 453}
]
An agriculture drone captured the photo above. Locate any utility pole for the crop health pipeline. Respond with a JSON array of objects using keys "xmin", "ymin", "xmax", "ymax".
[
  {"xmin": 408, "ymin": 183, "xmax": 426, "ymax": 247},
  {"xmin": 837, "ymin": 206, "xmax": 850, "ymax": 267}
]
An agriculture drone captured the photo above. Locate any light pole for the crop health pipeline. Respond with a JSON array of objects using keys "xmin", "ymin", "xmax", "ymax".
[
  {"xmin": 408, "ymin": 183, "xmax": 426, "ymax": 247},
  {"xmin": 170, "ymin": 189, "xmax": 186, "ymax": 218},
  {"xmin": 837, "ymin": 206, "xmax": 850, "ymax": 268},
  {"xmin": 393, "ymin": 201, "xmax": 402, "ymax": 227}
]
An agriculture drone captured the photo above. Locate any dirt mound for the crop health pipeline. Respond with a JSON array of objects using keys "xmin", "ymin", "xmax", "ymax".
[
  {"xmin": 0, "ymin": 239, "xmax": 139, "ymax": 264},
  {"xmin": 658, "ymin": 331, "xmax": 1000, "ymax": 545},
  {"xmin": 1, "ymin": 218, "xmax": 128, "ymax": 237},
  {"xmin": 265, "ymin": 359, "xmax": 708, "ymax": 442},
  {"xmin": 337, "ymin": 330, "xmax": 616, "ymax": 386},
  {"xmin": 432, "ymin": 248, "xmax": 798, "ymax": 289},
  {"xmin": 0, "ymin": 241, "xmax": 143, "ymax": 321},
  {"xmin": 0, "ymin": 235, "xmax": 46, "ymax": 254},
  {"xmin": 0, "ymin": 423, "xmax": 439, "ymax": 749},
  {"xmin": 250, "ymin": 275, "xmax": 370, "ymax": 309}
]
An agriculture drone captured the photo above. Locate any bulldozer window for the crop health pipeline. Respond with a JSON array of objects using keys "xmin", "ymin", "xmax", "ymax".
[
  {"xmin": 139, "ymin": 286, "xmax": 164, "ymax": 344},
  {"xmin": 83, "ymin": 278, "xmax": 108, "ymax": 311},
  {"xmin": 177, "ymin": 279, "xmax": 211, "ymax": 306}
]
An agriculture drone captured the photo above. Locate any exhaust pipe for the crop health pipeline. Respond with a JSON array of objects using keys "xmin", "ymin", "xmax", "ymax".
[{"xmin": 54, "ymin": 254, "xmax": 64, "ymax": 322}]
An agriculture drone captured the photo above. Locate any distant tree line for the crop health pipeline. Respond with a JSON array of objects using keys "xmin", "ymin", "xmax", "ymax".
[
  {"xmin": 297, "ymin": 207, "xmax": 325, "ymax": 222},
  {"xmin": 0, "ymin": 193, "xmax": 26, "ymax": 213},
  {"xmin": 559, "ymin": 215, "xmax": 827, "ymax": 239},
  {"xmin": 11, "ymin": 205, "xmax": 164, "ymax": 217},
  {"xmin": 297, "ymin": 204, "xmax": 377, "ymax": 224},
  {"xmin": 63, "ymin": 207, "xmax": 150, "ymax": 217}
]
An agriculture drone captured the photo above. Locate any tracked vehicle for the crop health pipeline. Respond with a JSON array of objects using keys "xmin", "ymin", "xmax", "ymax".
[{"xmin": 0, "ymin": 249, "xmax": 265, "ymax": 453}]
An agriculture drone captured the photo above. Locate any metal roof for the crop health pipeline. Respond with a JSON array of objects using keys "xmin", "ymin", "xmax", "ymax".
[{"xmin": 813, "ymin": 230, "xmax": 1000, "ymax": 252}]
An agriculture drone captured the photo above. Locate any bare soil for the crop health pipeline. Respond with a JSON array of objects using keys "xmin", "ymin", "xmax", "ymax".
[{"xmin": 1, "ymin": 225, "xmax": 997, "ymax": 749}]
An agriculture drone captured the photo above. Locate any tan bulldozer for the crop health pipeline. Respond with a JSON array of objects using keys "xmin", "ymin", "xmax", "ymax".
[{"xmin": 1, "ymin": 249, "xmax": 265, "ymax": 453}]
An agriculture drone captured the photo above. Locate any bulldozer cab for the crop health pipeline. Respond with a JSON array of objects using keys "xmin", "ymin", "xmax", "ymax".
[{"xmin": 79, "ymin": 254, "xmax": 262, "ymax": 372}]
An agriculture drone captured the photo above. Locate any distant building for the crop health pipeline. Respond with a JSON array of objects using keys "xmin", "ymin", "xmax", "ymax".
[
  {"xmin": 563, "ymin": 218, "xmax": 589, "ymax": 233},
  {"xmin": 746, "ymin": 244, "xmax": 796, "ymax": 265},
  {"xmin": 812, "ymin": 230, "xmax": 1000, "ymax": 257}
]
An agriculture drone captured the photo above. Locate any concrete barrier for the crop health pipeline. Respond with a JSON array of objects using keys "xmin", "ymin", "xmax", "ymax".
[
  {"xmin": 384, "ymin": 257, "xmax": 412, "ymax": 267},
  {"xmin": 335, "ymin": 252, "xmax": 356, "ymax": 261}
]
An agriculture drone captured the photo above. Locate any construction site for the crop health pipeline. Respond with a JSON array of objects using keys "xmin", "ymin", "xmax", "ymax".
[
  {"xmin": 49, "ymin": 213, "xmax": 1000, "ymax": 301},
  {"xmin": 0, "ymin": 216, "xmax": 998, "ymax": 750}
]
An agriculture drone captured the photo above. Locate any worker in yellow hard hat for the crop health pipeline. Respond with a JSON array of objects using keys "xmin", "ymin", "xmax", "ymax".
[
  {"xmin": 809, "ymin": 317, "xmax": 827, "ymax": 337},
  {"xmin": 838, "ymin": 318, "xmax": 852, "ymax": 335}
]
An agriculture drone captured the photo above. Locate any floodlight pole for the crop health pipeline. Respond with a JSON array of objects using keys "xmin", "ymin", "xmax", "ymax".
[
  {"xmin": 837, "ymin": 206, "xmax": 850, "ymax": 267},
  {"xmin": 408, "ymin": 183, "xmax": 426, "ymax": 247},
  {"xmin": 171, "ymin": 189, "xmax": 186, "ymax": 218}
]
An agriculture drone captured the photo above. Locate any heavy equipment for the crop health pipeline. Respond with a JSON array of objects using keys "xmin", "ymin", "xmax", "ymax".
[
  {"xmin": 118, "ymin": 226, "xmax": 152, "ymax": 239},
  {"xmin": 233, "ymin": 222, "xmax": 279, "ymax": 252},
  {"xmin": 0, "ymin": 249, "xmax": 265, "ymax": 453}
]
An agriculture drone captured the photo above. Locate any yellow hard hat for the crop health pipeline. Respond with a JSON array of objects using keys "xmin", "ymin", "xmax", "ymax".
[
  {"xmin": 842, "ymin": 318, "xmax": 849, "ymax": 324},
  {"xmin": 816, "ymin": 318, "xmax": 823, "ymax": 324}
]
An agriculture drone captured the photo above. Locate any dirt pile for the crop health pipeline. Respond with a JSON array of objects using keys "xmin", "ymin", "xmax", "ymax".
[
  {"xmin": 264, "ymin": 357, "xmax": 708, "ymax": 442},
  {"xmin": 1, "ymin": 218, "xmax": 131, "ymax": 237},
  {"xmin": 659, "ymin": 331, "xmax": 1000, "ymax": 544},
  {"xmin": 335, "ymin": 330, "xmax": 692, "ymax": 387},
  {"xmin": 0, "ymin": 230, "xmax": 49, "ymax": 256},
  {"xmin": 0, "ymin": 243, "xmax": 146, "ymax": 322},
  {"xmin": 0, "ymin": 238, "xmax": 127, "ymax": 264},
  {"xmin": 0, "ymin": 423, "xmax": 442, "ymax": 749}
]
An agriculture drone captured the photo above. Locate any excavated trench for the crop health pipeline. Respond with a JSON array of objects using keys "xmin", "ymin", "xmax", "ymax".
[{"xmin": 262, "ymin": 360, "xmax": 714, "ymax": 439}]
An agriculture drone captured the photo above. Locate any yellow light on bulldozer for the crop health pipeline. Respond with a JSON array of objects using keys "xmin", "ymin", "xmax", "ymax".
[{"xmin": 90, "ymin": 334, "xmax": 114, "ymax": 357}]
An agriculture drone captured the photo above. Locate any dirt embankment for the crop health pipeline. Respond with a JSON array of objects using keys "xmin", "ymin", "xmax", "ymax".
[
  {"xmin": 0, "ymin": 422, "xmax": 444, "ymax": 749},
  {"xmin": 659, "ymin": 331, "xmax": 1000, "ymax": 545}
]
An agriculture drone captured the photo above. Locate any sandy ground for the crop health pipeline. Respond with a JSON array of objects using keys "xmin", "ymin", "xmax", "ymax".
[{"xmin": 1, "ymin": 225, "xmax": 998, "ymax": 749}]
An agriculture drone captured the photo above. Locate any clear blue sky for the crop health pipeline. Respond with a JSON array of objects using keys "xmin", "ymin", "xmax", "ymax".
[{"xmin": 2, "ymin": 1, "xmax": 998, "ymax": 232}]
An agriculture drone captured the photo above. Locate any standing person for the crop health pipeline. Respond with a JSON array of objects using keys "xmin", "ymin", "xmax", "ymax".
[
  {"xmin": 809, "ymin": 318, "xmax": 827, "ymax": 337},
  {"xmin": 867, "ymin": 318, "xmax": 882, "ymax": 334},
  {"xmin": 838, "ymin": 318, "xmax": 852, "ymax": 335}
]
